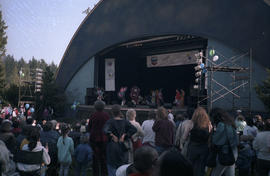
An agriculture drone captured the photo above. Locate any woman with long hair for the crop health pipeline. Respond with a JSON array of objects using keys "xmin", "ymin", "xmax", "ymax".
[
  {"xmin": 187, "ymin": 107, "xmax": 212, "ymax": 176},
  {"xmin": 17, "ymin": 127, "xmax": 51, "ymax": 176},
  {"xmin": 152, "ymin": 107, "xmax": 175, "ymax": 155},
  {"xmin": 57, "ymin": 123, "xmax": 74, "ymax": 176},
  {"xmin": 210, "ymin": 108, "xmax": 238, "ymax": 176}
]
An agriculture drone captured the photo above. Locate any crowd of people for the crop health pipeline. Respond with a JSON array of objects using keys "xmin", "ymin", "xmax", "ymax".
[{"xmin": 0, "ymin": 101, "xmax": 270, "ymax": 176}]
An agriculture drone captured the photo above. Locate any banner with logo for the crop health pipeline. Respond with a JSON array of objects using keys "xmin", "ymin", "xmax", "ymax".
[
  {"xmin": 105, "ymin": 58, "xmax": 115, "ymax": 91},
  {"xmin": 147, "ymin": 50, "xmax": 198, "ymax": 68}
]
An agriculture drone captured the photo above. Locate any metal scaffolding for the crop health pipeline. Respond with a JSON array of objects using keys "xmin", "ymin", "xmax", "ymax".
[{"xmin": 197, "ymin": 48, "xmax": 252, "ymax": 113}]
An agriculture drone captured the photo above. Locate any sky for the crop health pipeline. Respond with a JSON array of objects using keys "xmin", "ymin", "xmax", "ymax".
[{"xmin": 1, "ymin": 0, "xmax": 99, "ymax": 65}]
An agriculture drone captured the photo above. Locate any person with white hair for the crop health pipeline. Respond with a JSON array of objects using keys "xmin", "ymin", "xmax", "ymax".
[{"xmin": 126, "ymin": 109, "xmax": 144, "ymax": 161}]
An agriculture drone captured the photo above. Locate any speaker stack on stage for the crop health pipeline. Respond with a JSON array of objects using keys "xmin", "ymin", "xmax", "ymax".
[{"xmin": 85, "ymin": 88, "xmax": 97, "ymax": 105}]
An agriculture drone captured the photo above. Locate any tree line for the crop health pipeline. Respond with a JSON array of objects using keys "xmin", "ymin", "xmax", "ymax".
[{"xmin": 0, "ymin": 10, "xmax": 67, "ymax": 119}]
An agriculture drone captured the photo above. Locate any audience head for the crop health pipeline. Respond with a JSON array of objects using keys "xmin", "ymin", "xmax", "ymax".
[
  {"xmin": 210, "ymin": 108, "xmax": 235, "ymax": 128},
  {"xmin": 246, "ymin": 117, "xmax": 255, "ymax": 127},
  {"xmin": 254, "ymin": 115, "xmax": 262, "ymax": 122},
  {"xmin": 158, "ymin": 147, "xmax": 193, "ymax": 176},
  {"xmin": 111, "ymin": 104, "xmax": 122, "ymax": 118},
  {"xmin": 28, "ymin": 126, "xmax": 41, "ymax": 151},
  {"xmin": 265, "ymin": 119, "xmax": 270, "ymax": 131},
  {"xmin": 60, "ymin": 123, "xmax": 70, "ymax": 137},
  {"xmin": 156, "ymin": 107, "xmax": 168, "ymax": 120},
  {"xmin": 94, "ymin": 100, "xmax": 105, "ymax": 112},
  {"xmin": 127, "ymin": 146, "xmax": 158, "ymax": 174},
  {"xmin": 148, "ymin": 110, "xmax": 156, "ymax": 120},
  {"xmin": 126, "ymin": 109, "xmax": 136, "ymax": 121},
  {"xmin": 0, "ymin": 120, "xmax": 12, "ymax": 133},
  {"xmin": 50, "ymin": 120, "xmax": 57, "ymax": 129},
  {"xmin": 43, "ymin": 121, "xmax": 53, "ymax": 132},
  {"xmin": 191, "ymin": 107, "xmax": 210, "ymax": 129}
]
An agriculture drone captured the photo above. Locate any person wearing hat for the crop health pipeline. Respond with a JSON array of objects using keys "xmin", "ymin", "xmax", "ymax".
[{"xmin": 0, "ymin": 120, "xmax": 16, "ymax": 154}]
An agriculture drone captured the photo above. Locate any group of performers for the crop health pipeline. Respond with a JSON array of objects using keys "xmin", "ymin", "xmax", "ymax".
[{"xmin": 93, "ymin": 86, "xmax": 185, "ymax": 108}]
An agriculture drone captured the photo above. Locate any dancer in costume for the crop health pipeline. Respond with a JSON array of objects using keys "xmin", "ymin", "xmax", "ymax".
[
  {"xmin": 130, "ymin": 86, "xmax": 140, "ymax": 105},
  {"xmin": 175, "ymin": 89, "xmax": 181, "ymax": 107},
  {"xmin": 118, "ymin": 87, "xmax": 128, "ymax": 106},
  {"xmin": 97, "ymin": 87, "xmax": 104, "ymax": 100}
]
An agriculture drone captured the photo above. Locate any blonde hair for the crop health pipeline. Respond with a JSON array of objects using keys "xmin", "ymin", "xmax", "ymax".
[
  {"xmin": 191, "ymin": 107, "xmax": 210, "ymax": 129},
  {"xmin": 126, "ymin": 109, "xmax": 136, "ymax": 120},
  {"xmin": 156, "ymin": 107, "xmax": 168, "ymax": 120}
]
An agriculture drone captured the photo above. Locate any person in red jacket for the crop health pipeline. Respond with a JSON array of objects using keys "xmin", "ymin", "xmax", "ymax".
[{"xmin": 88, "ymin": 100, "xmax": 110, "ymax": 176}]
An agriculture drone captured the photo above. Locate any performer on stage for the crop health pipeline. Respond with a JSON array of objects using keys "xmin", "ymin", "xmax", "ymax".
[
  {"xmin": 158, "ymin": 88, "xmax": 164, "ymax": 106},
  {"xmin": 179, "ymin": 89, "xmax": 185, "ymax": 107},
  {"xmin": 175, "ymin": 89, "xmax": 181, "ymax": 107},
  {"xmin": 118, "ymin": 86, "xmax": 128, "ymax": 106},
  {"xmin": 175, "ymin": 89, "xmax": 185, "ymax": 107},
  {"xmin": 96, "ymin": 87, "xmax": 104, "ymax": 100},
  {"xmin": 130, "ymin": 86, "xmax": 140, "ymax": 105}
]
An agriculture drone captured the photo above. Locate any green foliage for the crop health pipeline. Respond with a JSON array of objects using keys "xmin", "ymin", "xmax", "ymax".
[
  {"xmin": 255, "ymin": 68, "xmax": 270, "ymax": 112},
  {"xmin": 0, "ymin": 10, "xmax": 7, "ymax": 100},
  {"xmin": 3, "ymin": 84, "xmax": 19, "ymax": 106},
  {"xmin": 35, "ymin": 66, "xmax": 67, "ymax": 119},
  {"xmin": 0, "ymin": 57, "xmax": 5, "ymax": 99},
  {"xmin": 0, "ymin": 10, "xmax": 7, "ymax": 56}
]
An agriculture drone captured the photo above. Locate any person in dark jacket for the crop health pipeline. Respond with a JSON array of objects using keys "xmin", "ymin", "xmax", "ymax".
[
  {"xmin": 103, "ymin": 104, "xmax": 137, "ymax": 176},
  {"xmin": 152, "ymin": 107, "xmax": 175, "ymax": 155},
  {"xmin": 187, "ymin": 107, "xmax": 212, "ymax": 176},
  {"xmin": 74, "ymin": 134, "xmax": 93, "ymax": 176}
]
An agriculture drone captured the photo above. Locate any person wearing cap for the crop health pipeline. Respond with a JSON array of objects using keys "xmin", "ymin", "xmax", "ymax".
[{"xmin": 103, "ymin": 104, "xmax": 137, "ymax": 176}]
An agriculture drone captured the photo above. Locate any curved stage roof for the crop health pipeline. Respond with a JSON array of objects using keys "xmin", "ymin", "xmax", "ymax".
[{"xmin": 56, "ymin": 0, "xmax": 270, "ymax": 89}]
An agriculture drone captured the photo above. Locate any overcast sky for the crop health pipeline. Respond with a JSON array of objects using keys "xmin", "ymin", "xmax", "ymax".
[{"xmin": 1, "ymin": 0, "xmax": 99, "ymax": 65}]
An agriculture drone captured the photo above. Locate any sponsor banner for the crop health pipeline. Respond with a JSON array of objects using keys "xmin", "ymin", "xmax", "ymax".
[
  {"xmin": 105, "ymin": 58, "xmax": 115, "ymax": 91},
  {"xmin": 147, "ymin": 50, "xmax": 198, "ymax": 67}
]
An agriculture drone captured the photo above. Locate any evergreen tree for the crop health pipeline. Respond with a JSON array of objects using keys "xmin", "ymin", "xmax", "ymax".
[
  {"xmin": 255, "ymin": 68, "xmax": 270, "ymax": 112},
  {"xmin": 36, "ymin": 66, "xmax": 66, "ymax": 119},
  {"xmin": 0, "ymin": 10, "xmax": 7, "ymax": 100},
  {"xmin": 0, "ymin": 10, "xmax": 7, "ymax": 56}
]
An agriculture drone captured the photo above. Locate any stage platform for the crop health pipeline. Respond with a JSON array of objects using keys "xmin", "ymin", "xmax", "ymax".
[{"xmin": 76, "ymin": 104, "xmax": 188, "ymax": 124}]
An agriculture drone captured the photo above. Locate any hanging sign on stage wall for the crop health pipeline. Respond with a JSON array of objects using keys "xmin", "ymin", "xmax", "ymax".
[
  {"xmin": 147, "ymin": 50, "xmax": 198, "ymax": 68},
  {"xmin": 105, "ymin": 58, "xmax": 115, "ymax": 91}
]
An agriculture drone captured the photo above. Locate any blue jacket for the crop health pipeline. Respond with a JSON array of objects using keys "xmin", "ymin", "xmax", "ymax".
[
  {"xmin": 57, "ymin": 136, "xmax": 74, "ymax": 164},
  {"xmin": 75, "ymin": 144, "xmax": 93, "ymax": 163},
  {"xmin": 213, "ymin": 122, "xmax": 238, "ymax": 148}
]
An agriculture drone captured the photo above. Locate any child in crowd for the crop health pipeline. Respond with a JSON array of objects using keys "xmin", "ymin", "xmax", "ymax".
[
  {"xmin": 74, "ymin": 134, "xmax": 93, "ymax": 176},
  {"xmin": 57, "ymin": 123, "xmax": 74, "ymax": 176}
]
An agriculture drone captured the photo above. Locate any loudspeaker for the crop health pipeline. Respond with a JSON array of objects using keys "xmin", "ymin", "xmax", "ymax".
[
  {"xmin": 86, "ymin": 88, "xmax": 96, "ymax": 96},
  {"xmin": 148, "ymin": 103, "xmax": 157, "ymax": 108},
  {"xmin": 85, "ymin": 96, "xmax": 96, "ymax": 105},
  {"xmin": 164, "ymin": 103, "xmax": 172, "ymax": 109}
]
